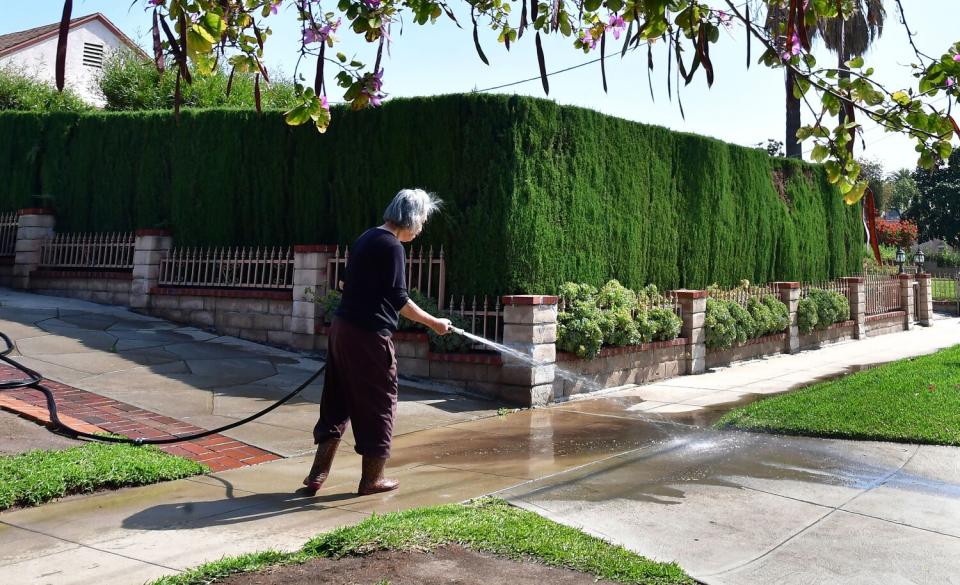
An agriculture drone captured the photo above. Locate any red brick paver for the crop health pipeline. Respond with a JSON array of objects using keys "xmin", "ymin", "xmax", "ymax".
[{"xmin": 0, "ymin": 365, "xmax": 280, "ymax": 472}]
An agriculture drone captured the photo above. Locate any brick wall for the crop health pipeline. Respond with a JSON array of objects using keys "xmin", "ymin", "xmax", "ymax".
[
  {"xmin": 149, "ymin": 288, "xmax": 293, "ymax": 347},
  {"xmin": 706, "ymin": 333, "xmax": 787, "ymax": 369},
  {"xmin": 866, "ymin": 311, "xmax": 907, "ymax": 337},
  {"xmin": 555, "ymin": 340, "xmax": 687, "ymax": 398},
  {"xmin": 798, "ymin": 321, "xmax": 856, "ymax": 350},
  {"xmin": 29, "ymin": 270, "xmax": 132, "ymax": 306}
]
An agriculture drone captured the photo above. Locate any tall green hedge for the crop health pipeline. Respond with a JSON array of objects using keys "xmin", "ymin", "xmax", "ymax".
[{"xmin": 0, "ymin": 94, "xmax": 862, "ymax": 294}]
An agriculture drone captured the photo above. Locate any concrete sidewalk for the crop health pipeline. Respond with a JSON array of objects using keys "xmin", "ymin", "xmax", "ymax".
[{"xmin": 0, "ymin": 288, "xmax": 958, "ymax": 584}]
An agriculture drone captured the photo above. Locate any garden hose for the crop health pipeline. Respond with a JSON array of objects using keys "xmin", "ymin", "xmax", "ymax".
[{"xmin": 0, "ymin": 331, "xmax": 325, "ymax": 446}]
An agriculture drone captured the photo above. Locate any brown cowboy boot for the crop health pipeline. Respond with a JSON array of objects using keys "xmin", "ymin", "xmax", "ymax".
[
  {"xmin": 357, "ymin": 456, "xmax": 399, "ymax": 495},
  {"xmin": 302, "ymin": 438, "xmax": 340, "ymax": 493}
]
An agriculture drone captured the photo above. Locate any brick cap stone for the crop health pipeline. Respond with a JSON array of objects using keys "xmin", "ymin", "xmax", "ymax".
[
  {"xmin": 898, "ymin": 273, "xmax": 913, "ymax": 280},
  {"xmin": 841, "ymin": 277, "xmax": 865, "ymax": 284},
  {"xmin": 772, "ymin": 281, "xmax": 801, "ymax": 289},
  {"xmin": 501, "ymin": 295, "xmax": 559, "ymax": 306},
  {"xmin": 294, "ymin": 244, "xmax": 338, "ymax": 253},
  {"xmin": 673, "ymin": 289, "xmax": 708, "ymax": 299},
  {"xmin": 135, "ymin": 228, "xmax": 172, "ymax": 236},
  {"xmin": 17, "ymin": 208, "xmax": 54, "ymax": 216}
]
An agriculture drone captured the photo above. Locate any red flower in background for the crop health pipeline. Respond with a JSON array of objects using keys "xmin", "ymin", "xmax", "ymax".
[{"xmin": 876, "ymin": 219, "xmax": 919, "ymax": 247}]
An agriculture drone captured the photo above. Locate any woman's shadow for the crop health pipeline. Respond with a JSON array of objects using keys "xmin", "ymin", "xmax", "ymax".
[{"xmin": 122, "ymin": 477, "xmax": 357, "ymax": 530}]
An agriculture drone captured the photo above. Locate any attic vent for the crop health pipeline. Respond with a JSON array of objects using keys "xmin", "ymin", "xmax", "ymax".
[{"xmin": 82, "ymin": 43, "xmax": 104, "ymax": 68}]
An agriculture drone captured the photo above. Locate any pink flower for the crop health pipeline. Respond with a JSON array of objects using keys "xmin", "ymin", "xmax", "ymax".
[
  {"xmin": 303, "ymin": 17, "xmax": 341, "ymax": 44},
  {"xmin": 947, "ymin": 78, "xmax": 956, "ymax": 88},
  {"xmin": 782, "ymin": 31, "xmax": 802, "ymax": 61},
  {"xmin": 269, "ymin": 0, "xmax": 281, "ymax": 15},
  {"xmin": 954, "ymin": 54, "xmax": 960, "ymax": 62},
  {"xmin": 607, "ymin": 14, "xmax": 626, "ymax": 40},
  {"xmin": 579, "ymin": 30, "xmax": 597, "ymax": 51},
  {"xmin": 362, "ymin": 0, "xmax": 381, "ymax": 8},
  {"xmin": 360, "ymin": 69, "xmax": 385, "ymax": 107},
  {"xmin": 321, "ymin": 95, "xmax": 329, "ymax": 110}
]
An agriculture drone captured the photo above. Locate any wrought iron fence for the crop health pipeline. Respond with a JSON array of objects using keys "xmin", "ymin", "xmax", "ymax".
[
  {"xmin": 0, "ymin": 212, "xmax": 17, "ymax": 257},
  {"xmin": 707, "ymin": 282, "xmax": 779, "ymax": 306},
  {"xmin": 328, "ymin": 245, "xmax": 446, "ymax": 308},
  {"xmin": 40, "ymin": 232, "xmax": 135, "ymax": 269},
  {"xmin": 159, "ymin": 246, "xmax": 293, "ymax": 289},
  {"xmin": 800, "ymin": 278, "xmax": 848, "ymax": 300},
  {"xmin": 865, "ymin": 273, "xmax": 902, "ymax": 315},
  {"xmin": 444, "ymin": 294, "xmax": 505, "ymax": 344},
  {"xmin": 931, "ymin": 277, "xmax": 959, "ymax": 301}
]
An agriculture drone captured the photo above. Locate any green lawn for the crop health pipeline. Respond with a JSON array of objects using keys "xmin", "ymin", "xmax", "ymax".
[
  {"xmin": 714, "ymin": 345, "xmax": 960, "ymax": 445},
  {"xmin": 0, "ymin": 443, "xmax": 207, "ymax": 510},
  {"xmin": 932, "ymin": 278, "xmax": 958, "ymax": 300},
  {"xmin": 152, "ymin": 498, "xmax": 694, "ymax": 585}
]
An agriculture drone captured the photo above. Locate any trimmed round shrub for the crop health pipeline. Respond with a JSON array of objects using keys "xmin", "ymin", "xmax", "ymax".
[
  {"xmin": 557, "ymin": 300, "xmax": 605, "ymax": 359},
  {"xmin": 634, "ymin": 310, "xmax": 657, "ymax": 344},
  {"xmin": 558, "ymin": 282, "xmax": 598, "ymax": 305},
  {"xmin": 807, "ymin": 288, "xmax": 850, "ymax": 331},
  {"xmin": 762, "ymin": 294, "xmax": 790, "ymax": 333},
  {"xmin": 705, "ymin": 298, "xmax": 738, "ymax": 349},
  {"xmin": 647, "ymin": 307, "xmax": 682, "ymax": 342},
  {"xmin": 596, "ymin": 279, "xmax": 638, "ymax": 311},
  {"xmin": 746, "ymin": 297, "xmax": 774, "ymax": 337},
  {"xmin": 797, "ymin": 297, "xmax": 819, "ymax": 334},
  {"xmin": 601, "ymin": 308, "xmax": 641, "ymax": 347},
  {"xmin": 726, "ymin": 300, "xmax": 755, "ymax": 344}
]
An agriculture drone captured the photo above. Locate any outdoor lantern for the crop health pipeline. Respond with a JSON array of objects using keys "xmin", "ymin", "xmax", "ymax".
[
  {"xmin": 914, "ymin": 248, "xmax": 925, "ymax": 268},
  {"xmin": 896, "ymin": 246, "xmax": 906, "ymax": 273}
]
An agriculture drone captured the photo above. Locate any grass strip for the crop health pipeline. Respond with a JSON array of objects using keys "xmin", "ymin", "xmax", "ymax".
[
  {"xmin": 715, "ymin": 345, "xmax": 960, "ymax": 445},
  {"xmin": 0, "ymin": 442, "xmax": 208, "ymax": 510},
  {"xmin": 152, "ymin": 498, "xmax": 695, "ymax": 585}
]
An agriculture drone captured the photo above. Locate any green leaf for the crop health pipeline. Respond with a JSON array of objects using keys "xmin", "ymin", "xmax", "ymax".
[
  {"xmin": 847, "ymin": 56, "xmax": 864, "ymax": 69},
  {"xmin": 284, "ymin": 104, "xmax": 312, "ymax": 126},
  {"xmin": 811, "ymin": 144, "xmax": 829, "ymax": 162}
]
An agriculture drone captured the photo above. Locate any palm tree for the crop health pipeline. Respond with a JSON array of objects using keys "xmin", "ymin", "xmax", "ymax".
[
  {"xmin": 818, "ymin": 1, "xmax": 886, "ymax": 125},
  {"xmin": 764, "ymin": 5, "xmax": 807, "ymax": 159}
]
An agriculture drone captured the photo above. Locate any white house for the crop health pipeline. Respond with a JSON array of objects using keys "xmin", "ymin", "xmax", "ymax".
[{"xmin": 0, "ymin": 13, "xmax": 145, "ymax": 107}]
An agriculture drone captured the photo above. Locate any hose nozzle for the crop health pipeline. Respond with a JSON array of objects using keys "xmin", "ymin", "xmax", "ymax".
[{"xmin": 449, "ymin": 326, "xmax": 466, "ymax": 336}]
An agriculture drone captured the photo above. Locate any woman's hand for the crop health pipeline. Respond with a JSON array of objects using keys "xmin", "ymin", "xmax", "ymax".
[{"xmin": 430, "ymin": 318, "xmax": 452, "ymax": 336}]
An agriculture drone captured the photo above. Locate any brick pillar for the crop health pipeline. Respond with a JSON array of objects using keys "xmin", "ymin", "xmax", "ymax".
[
  {"xmin": 842, "ymin": 277, "xmax": 867, "ymax": 339},
  {"xmin": 290, "ymin": 245, "xmax": 335, "ymax": 351},
  {"xmin": 916, "ymin": 273, "xmax": 934, "ymax": 326},
  {"xmin": 774, "ymin": 282, "xmax": 800, "ymax": 353},
  {"xmin": 12, "ymin": 208, "xmax": 55, "ymax": 290},
  {"xmin": 675, "ymin": 289, "xmax": 707, "ymax": 375},
  {"xmin": 899, "ymin": 273, "xmax": 914, "ymax": 331},
  {"xmin": 500, "ymin": 295, "xmax": 558, "ymax": 407},
  {"xmin": 130, "ymin": 229, "xmax": 173, "ymax": 310}
]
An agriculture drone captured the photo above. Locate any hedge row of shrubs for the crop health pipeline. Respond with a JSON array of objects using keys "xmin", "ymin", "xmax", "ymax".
[
  {"xmin": 556, "ymin": 280, "xmax": 683, "ymax": 359},
  {"xmin": 797, "ymin": 289, "xmax": 850, "ymax": 334},
  {"xmin": 704, "ymin": 294, "xmax": 791, "ymax": 350}
]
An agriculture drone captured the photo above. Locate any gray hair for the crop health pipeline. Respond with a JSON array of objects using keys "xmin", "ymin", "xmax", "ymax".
[{"xmin": 383, "ymin": 188, "xmax": 442, "ymax": 232}]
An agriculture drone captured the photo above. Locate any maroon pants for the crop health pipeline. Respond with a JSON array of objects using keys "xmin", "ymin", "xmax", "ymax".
[{"xmin": 313, "ymin": 317, "xmax": 398, "ymax": 458}]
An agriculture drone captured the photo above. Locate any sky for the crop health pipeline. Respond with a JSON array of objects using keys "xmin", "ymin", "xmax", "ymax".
[{"xmin": 5, "ymin": 0, "xmax": 957, "ymax": 175}]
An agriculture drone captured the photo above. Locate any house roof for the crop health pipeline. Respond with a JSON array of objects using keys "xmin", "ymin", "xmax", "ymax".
[{"xmin": 0, "ymin": 12, "xmax": 147, "ymax": 59}]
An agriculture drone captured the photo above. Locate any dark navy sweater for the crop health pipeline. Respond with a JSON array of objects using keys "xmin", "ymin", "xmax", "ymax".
[{"xmin": 335, "ymin": 227, "xmax": 409, "ymax": 333}]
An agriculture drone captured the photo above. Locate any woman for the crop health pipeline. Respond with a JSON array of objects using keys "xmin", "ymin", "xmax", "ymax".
[{"xmin": 304, "ymin": 188, "xmax": 451, "ymax": 495}]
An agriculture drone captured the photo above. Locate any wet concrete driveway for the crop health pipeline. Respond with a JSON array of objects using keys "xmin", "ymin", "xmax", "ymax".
[
  {"xmin": 502, "ymin": 428, "xmax": 960, "ymax": 584},
  {"xmin": 1, "ymin": 289, "xmax": 959, "ymax": 584}
]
